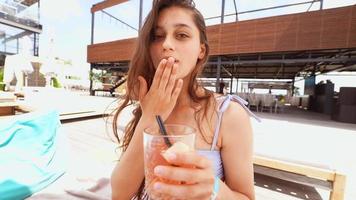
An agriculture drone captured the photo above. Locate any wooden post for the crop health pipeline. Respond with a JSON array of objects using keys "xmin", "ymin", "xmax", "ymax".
[
  {"xmin": 329, "ymin": 173, "xmax": 346, "ymax": 200},
  {"xmin": 230, "ymin": 76, "xmax": 233, "ymax": 94},
  {"xmin": 139, "ymin": 0, "xmax": 143, "ymax": 31},
  {"xmin": 216, "ymin": 57, "xmax": 221, "ymax": 93}
]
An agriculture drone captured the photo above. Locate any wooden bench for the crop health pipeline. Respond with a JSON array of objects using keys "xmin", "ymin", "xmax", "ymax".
[
  {"xmin": 0, "ymin": 102, "xmax": 20, "ymax": 116},
  {"xmin": 253, "ymin": 155, "xmax": 346, "ymax": 200}
]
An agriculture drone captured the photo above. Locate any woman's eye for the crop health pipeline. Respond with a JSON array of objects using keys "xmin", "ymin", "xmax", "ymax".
[
  {"xmin": 153, "ymin": 34, "xmax": 164, "ymax": 40},
  {"xmin": 177, "ymin": 33, "xmax": 189, "ymax": 39}
]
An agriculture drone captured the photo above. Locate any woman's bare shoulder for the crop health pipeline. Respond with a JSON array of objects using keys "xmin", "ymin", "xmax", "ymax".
[
  {"xmin": 224, "ymin": 95, "xmax": 250, "ymax": 118},
  {"xmin": 221, "ymin": 98, "xmax": 252, "ymax": 137}
]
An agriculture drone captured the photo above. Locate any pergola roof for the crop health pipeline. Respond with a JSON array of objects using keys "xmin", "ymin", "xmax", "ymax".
[
  {"xmin": 247, "ymin": 81, "xmax": 293, "ymax": 90},
  {"xmin": 91, "ymin": 48, "xmax": 356, "ymax": 80},
  {"xmin": 203, "ymin": 49, "xmax": 356, "ymax": 79}
]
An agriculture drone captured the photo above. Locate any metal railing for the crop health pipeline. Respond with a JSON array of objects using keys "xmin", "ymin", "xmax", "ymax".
[
  {"xmin": 0, "ymin": 0, "xmax": 39, "ymax": 23},
  {"xmin": 205, "ymin": 0, "xmax": 323, "ymax": 22}
]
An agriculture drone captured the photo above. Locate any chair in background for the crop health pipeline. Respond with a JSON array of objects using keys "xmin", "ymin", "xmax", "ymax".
[
  {"xmin": 248, "ymin": 93, "xmax": 260, "ymax": 112},
  {"xmin": 274, "ymin": 100, "xmax": 285, "ymax": 113},
  {"xmin": 261, "ymin": 94, "xmax": 275, "ymax": 113},
  {"xmin": 237, "ymin": 92, "xmax": 248, "ymax": 101}
]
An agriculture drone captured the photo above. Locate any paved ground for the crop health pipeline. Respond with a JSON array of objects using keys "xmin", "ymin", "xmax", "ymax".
[
  {"xmin": 59, "ymin": 110, "xmax": 356, "ymax": 200},
  {"xmin": 60, "ymin": 103, "xmax": 356, "ymax": 199},
  {"xmin": 2, "ymin": 90, "xmax": 356, "ymax": 199}
]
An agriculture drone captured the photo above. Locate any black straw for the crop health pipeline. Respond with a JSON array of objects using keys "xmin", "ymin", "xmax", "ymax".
[{"xmin": 155, "ymin": 115, "xmax": 172, "ymax": 147}]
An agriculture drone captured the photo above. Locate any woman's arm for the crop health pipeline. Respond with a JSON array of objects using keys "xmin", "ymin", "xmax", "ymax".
[
  {"xmin": 111, "ymin": 57, "xmax": 183, "ymax": 199},
  {"xmin": 111, "ymin": 117, "xmax": 152, "ymax": 200},
  {"xmin": 219, "ymin": 101, "xmax": 255, "ymax": 200}
]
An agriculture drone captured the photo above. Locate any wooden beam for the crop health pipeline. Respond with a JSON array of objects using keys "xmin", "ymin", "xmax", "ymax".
[
  {"xmin": 91, "ymin": 0, "xmax": 129, "ymax": 13},
  {"xmin": 329, "ymin": 173, "xmax": 346, "ymax": 200},
  {"xmin": 254, "ymin": 155, "xmax": 336, "ymax": 181},
  {"xmin": 87, "ymin": 38, "xmax": 137, "ymax": 63},
  {"xmin": 254, "ymin": 155, "xmax": 347, "ymax": 200}
]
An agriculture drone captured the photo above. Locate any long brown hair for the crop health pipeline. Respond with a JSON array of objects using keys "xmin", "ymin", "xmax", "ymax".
[{"xmin": 112, "ymin": 0, "xmax": 215, "ymax": 199}]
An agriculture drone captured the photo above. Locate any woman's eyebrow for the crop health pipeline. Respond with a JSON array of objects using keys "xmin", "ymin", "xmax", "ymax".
[
  {"xmin": 173, "ymin": 23, "xmax": 192, "ymax": 29},
  {"xmin": 155, "ymin": 23, "xmax": 192, "ymax": 30}
]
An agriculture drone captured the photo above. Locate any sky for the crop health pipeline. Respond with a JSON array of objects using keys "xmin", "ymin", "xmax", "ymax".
[{"xmin": 38, "ymin": 0, "xmax": 356, "ymax": 92}]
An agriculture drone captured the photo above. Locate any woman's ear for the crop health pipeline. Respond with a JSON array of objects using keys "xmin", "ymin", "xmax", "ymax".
[{"xmin": 198, "ymin": 43, "xmax": 206, "ymax": 59}]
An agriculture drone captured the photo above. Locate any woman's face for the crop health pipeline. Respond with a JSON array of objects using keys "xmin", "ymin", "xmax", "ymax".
[{"xmin": 149, "ymin": 6, "xmax": 206, "ymax": 79}]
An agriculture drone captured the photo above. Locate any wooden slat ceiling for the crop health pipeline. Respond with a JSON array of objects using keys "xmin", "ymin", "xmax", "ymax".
[
  {"xmin": 88, "ymin": 5, "xmax": 356, "ymax": 63},
  {"xmin": 87, "ymin": 5, "xmax": 356, "ymax": 79}
]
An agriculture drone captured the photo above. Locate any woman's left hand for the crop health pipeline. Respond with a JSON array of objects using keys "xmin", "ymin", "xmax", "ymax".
[{"xmin": 152, "ymin": 152, "xmax": 216, "ymax": 200}]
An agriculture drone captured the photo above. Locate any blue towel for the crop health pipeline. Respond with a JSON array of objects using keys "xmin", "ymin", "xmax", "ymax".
[{"xmin": 0, "ymin": 110, "xmax": 67, "ymax": 200}]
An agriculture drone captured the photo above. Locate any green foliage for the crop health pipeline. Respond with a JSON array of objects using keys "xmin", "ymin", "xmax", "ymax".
[
  {"xmin": 89, "ymin": 71, "xmax": 100, "ymax": 82},
  {"xmin": 90, "ymin": 70, "xmax": 107, "ymax": 82},
  {"xmin": 0, "ymin": 68, "xmax": 4, "ymax": 91},
  {"xmin": 0, "ymin": 68, "xmax": 3, "ymax": 82},
  {"xmin": 52, "ymin": 77, "xmax": 62, "ymax": 88}
]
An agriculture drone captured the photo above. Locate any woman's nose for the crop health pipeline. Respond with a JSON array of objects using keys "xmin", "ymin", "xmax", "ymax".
[{"xmin": 162, "ymin": 36, "xmax": 174, "ymax": 51}]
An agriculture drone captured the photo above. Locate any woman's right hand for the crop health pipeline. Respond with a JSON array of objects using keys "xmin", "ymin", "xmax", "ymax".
[{"xmin": 137, "ymin": 57, "xmax": 183, "ymax": 122}]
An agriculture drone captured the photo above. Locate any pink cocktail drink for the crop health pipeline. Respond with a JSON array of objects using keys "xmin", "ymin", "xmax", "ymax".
[{"xmin": 143, "ymin": 124, "xmax": 195, "ymax": 199}]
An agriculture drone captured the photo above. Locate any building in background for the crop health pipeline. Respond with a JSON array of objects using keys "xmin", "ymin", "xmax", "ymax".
[{"xmin": 0, "ymin": 0, "xmax": 43, "ymax": 88}]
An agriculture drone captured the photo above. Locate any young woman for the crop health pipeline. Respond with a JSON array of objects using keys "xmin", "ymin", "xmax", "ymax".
[{"xmin": 111, "ymin": 0, "xmax": 258, "ymax": 199}]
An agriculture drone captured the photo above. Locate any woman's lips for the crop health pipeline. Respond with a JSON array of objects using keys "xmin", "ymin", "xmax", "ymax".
[{"xmin": 162, "ymin": 57, "xmax": 179, "ymax": 63}]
